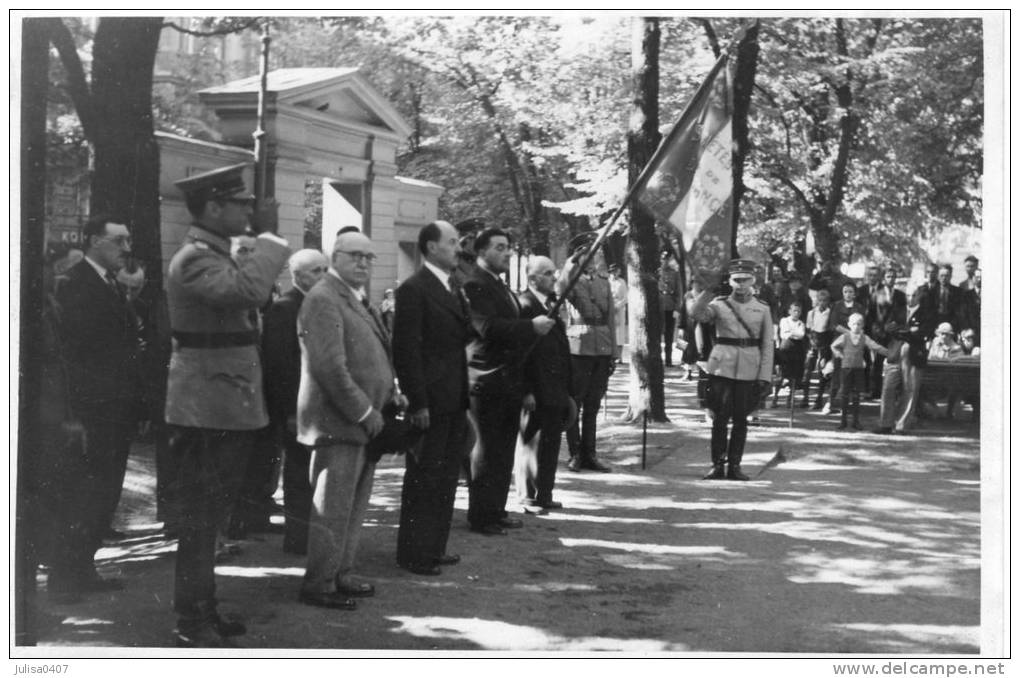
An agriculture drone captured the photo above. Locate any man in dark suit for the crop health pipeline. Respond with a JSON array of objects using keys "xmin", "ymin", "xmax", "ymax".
[
  {"xmin": 50, "ymin": 214, "xmax": 142, "ymax": 599},
  {"xmin": 929, "ymin": 264, "xmax": 965, "ymax": 332},
  {"xmin": 392, "ymin": 221, "xmax": 471, "ymax": 575},
  {"xmin": 463, "ymin": 228, "xmax": 555, "ymax": 536},
  {"xmin": 262, "ymin": 249, "xmax": 329, "ymax": 556},
  {"xmin": 515, "ymin": 256, "xmax": 575, "ymax": 512},
  {"xmin": 658, "ymin": 252, "xmax": 681, "ymax": 366},
  {"xmin": 865, "ymin": 265, "xmax": 908, "ymax": 397}
]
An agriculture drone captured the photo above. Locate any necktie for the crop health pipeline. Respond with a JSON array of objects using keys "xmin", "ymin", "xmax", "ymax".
[
  {"xmin": 105, "ymin": 272, "xmax": 123, "ymax": 301},
  {"xmin": 362, "ymin": 295, "xmax": 371, "ymax": 311},
  {"xmin": 546, "ymin": 293, "xmax": 557, "ymax": 312}
]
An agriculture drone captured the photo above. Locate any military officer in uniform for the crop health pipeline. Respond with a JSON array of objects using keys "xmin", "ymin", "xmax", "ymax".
[
  {"xmin": 557, "ymin": 238, "xmax": 617, "ymax": 473},
  {"xmin": 165, "ymin": 164, "xmax": 291, "ymax": 647},
  {"xmin": 688, "ymin": 258, "xmax": 774, "ymax": 481}
]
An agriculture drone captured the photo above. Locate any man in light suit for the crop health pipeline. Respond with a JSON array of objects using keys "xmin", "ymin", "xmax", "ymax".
[
  {"xmin": 263, "ymin": 249, "xmax": 329, "ymax": 555},
  {"xmin": 50, "ymin": 214, "xmax": 142, "ymax": 599},
  {"xmin": 165, "ymin": 164, "xmax": 290, "ymax": 647},
  {"xmin": 297, "ymin": 231, "xmax": 404, "ymax": 608},
  {"xmin": 392, "ymin": 221, "xmax": 471, "ymax": 575},
  {"xmin": 515, "ymin": 256, "xmax": 575, "ymax": 512},
  {"xmin": 463, "ymin": 228, "xmax": 555, "ymax": 536},
  {"xmin": 865, "ymin": 265, "xmax": 908, "ymax": 398}
]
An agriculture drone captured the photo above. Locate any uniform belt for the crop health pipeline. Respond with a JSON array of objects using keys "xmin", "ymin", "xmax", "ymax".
[
  {"xmin": 715, "ymin": 336, "xmax": 759, "ymax": 348},
  {"xmin": 172, "ymin": 330, "xmax": 259, "ymax": 348}
]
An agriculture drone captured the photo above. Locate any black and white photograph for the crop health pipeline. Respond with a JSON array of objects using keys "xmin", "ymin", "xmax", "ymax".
[{"xmin": 9, "ymin": 8, "xmax": 1008, "ymax": 671}]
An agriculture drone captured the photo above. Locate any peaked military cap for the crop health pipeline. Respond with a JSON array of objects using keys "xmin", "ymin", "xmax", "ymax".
[
  {"xmin": 728, "ymin": 258, "xmax": 758, "ymax": 276},
  {"xmin": 174, "ymin": 163, "xmax": 252, "ymax": 202},
  {"xmin": 567, "ymin": 231, "xmax": 598, "ymax": 256},
  {"xmin": 454, "ymin": 217, "xmax": 486, "ymax": 235}
]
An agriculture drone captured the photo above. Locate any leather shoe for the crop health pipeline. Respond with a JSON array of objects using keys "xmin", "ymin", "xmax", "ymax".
[
  {"xmin": 538, "ymin": 500, "xmax": 563, "ymax": 510},
  {"xmin": 174, "ymin": 624, "xmax": 235, "ymax": 648},
  {"xmin": 434, "ymin": 554, "xmax": 461, "ymax": 566},
  {"xmin": 298, "ymin": 590, "xmax": 357, "ymax": 610},
  {"xmin": 872, "ymin": 426, "xmax": 893, "ymax": 434},
  {"xmin": 470, "ymin": 523, "xmax": 507, "ymax": 536},
  {"xmin": 335, "ymin": 578, "xmax": 375, "ymax": 598},
  {"xmin": 702, "ymin": 464, "xmax": 726, "ymax": 480},
  {"xmin": 727, "ymin": 465, "xmax": 750, "ymax": 481},
  {"xmin": 581, "ymin": 458, "xmax": 611, "ymax": 473},
  {"xmin": 77, "ymin": 573, "xmax": 124, "ymax": 593},
  {"xmin": 497, "ymin": 517, "xmax": 523, "ymax": 529},
  {"xmin": 399, "ymin": 562, "xmax": 443, "ymax": 576},
  {"xmin": 213, "ymin": 614, "xmax": 246, "ymax": 637},
  {"xmin": 567, "ymin": 456, "xmax": 581, "ymax": 472}
]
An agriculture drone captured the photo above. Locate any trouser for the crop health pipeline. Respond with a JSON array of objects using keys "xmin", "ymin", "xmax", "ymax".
[
  {"xmin": 662, "ymin": 311, "xmax": 676, "ymax": 365},
  {"xmin": 170, "ymin": 426, "xmax": 252, "ymax": 632},
  {"xmin": 837, "ymin": 368, "xmax": 866, "ymax": 425},
  {"xmin": 397, "ymin": 412, "xmax": 468, "ymax": 567},
  {"xmin": 706, "ymin": 376, "xmax": 757, "ymax": 467},
  {"xmin": 567, "ymin": 355, "xmax": 613, "ymax": 460},
  {"xmin": 895, "ymin": 364, "xmax": 923, "ymax": 431},
  {"xmin": 281, "ymin": 432, "xmax": 312, "ymax": 553},
  {"xmin": 229, "ymin": 425, "xmax": 279, "ymax": 533},
  {"xmin": 879, "ymin": 366, "xmax": 904, "ymax": 429},
  {"xmin": 50, "ymin": 405, "xmax": 135, "ymax": 589},
  {"xmin": 515, "ymin": 401, "xmax": 569, "ymax": 505},
  {"xmin": 828, "ymin": 357, "xmax": 844, "ymax": 407},
  {"xmin": 303, "ymin": 443, "xmax": 375, "ymax": 593},
  {"xmin": 468, "ymin": 393, "xmax": 522, "ymax": 529},
  {"xmin": 869, "ymin": 352, "xmax": 886, "ymax": 397}
]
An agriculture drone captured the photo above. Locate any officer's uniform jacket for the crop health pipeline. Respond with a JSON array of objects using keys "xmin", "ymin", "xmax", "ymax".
[
  {"xmin": 658, "ymin": 266, "xmax": 681, "ymax": 313},
  {"xmin": 564, "ymin": 272, "xmax": 616, "ymax": 357},
  {"xmin": 691, "ymin": 293, "xmax": 774, "ymax": 382},
  {"xmin": 165, "ymin": 226, "xmax": 290, "ymax": 430}
]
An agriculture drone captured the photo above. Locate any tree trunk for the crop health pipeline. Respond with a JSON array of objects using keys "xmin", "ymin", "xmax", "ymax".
[
  {"xmin": 16, "ymin": 17, "xmax": 51, "ymax": 646},
  {"xmin": 623, "ymin": 17, "xmax": 667, "ymax": 423},
  {"xmin": 730, "ymin": 21, "xmax": 760, "ymax": 258},
  {"xmin": 89, "ymin": 17, "xmax": 164, "ymax": 293}
]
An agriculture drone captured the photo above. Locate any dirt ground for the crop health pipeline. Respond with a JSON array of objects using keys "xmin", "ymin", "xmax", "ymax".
[{"xmin": 21, "ymin": 367, "xmax": 986, "ymax": 655}]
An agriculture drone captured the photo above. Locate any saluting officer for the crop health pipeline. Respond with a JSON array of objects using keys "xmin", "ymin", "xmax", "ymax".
[
  {"xmin": 165, "ymin": 164, "xmax": 291, "ymax": 647},
  {"xmin": 688, "ymin": 258, "xmax": 774, "ymax": 481}
]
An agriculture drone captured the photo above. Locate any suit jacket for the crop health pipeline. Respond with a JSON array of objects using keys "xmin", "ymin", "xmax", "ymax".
[
  {"xmin": 928, "ymin": 282, "xmax": 965, "ymax": 330},
  {"xmin": 164, "ymin": 227, "xmax": 290, "ymax": 430},
  {"xmin": 463, "ymin": 265, "xmax": 537, "ymax": 397},
  {"xmin": 391, "ymin": 266, "xmax": 470, "ymax": 416},
  {"xmin": 296, "ymin": 273, "xmax": 395, "ymax": 447},
  {"xmin": 262, "ymin": 286, "xmax": 305, "ymax": 424},
  {"xmin": 867, "ymin": 285, "xmax": 908, "ymax": 342},
  {"xmin": 518, "ymin": 290, "xmax": 573, "ymax": 408},
  {"xmin": 56, "ymin": 260, "xmax": 142, "ymax": 410}
]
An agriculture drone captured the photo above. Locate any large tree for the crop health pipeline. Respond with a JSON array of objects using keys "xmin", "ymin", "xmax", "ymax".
[{"xmin": 623, "ymin": 17, "xmax": 668, "ymax": 422}]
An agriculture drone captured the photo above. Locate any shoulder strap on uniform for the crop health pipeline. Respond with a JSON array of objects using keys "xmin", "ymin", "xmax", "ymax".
[{"xmin": 722, "ymin": 298, "xmax": 758, "ymax": 341}]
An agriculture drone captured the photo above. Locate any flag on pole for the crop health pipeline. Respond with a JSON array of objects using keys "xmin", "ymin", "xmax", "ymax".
[{"xmin": 634, "ymin": 54, "xmax": 735, "ymax": 274}]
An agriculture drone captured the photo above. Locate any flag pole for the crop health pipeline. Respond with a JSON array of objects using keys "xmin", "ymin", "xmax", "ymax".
[
  {"xmin": 548, "ymin": 28, "xmax": 746, "ymax": 318},
  {"xmin": 253, "ymin": 19, "xmax": 272, "ymax": 209}
]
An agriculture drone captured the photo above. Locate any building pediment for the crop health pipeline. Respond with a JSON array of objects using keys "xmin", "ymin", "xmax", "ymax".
[{"xmin": 200, "ymin": 68, "xmax": 412, "ymax": 140}]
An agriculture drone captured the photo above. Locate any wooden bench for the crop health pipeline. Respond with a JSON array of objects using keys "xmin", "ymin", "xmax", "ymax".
[{"xmin": 921, "ymin": 357, "xmax": 981, "ymax": 401}]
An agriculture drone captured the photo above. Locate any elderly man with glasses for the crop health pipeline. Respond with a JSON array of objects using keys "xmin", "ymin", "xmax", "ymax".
[
  {"xmin": 296, "ymin": 230, "xmax": 407, "ymax": 609},
  {"xmin": 164, "ymin": 164, "xmax": 290, "ymax": 647}
]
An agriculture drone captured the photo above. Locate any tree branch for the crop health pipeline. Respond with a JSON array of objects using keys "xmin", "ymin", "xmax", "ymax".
[
  {"xmin": 163, "ymin": 17, "xmax": 261, "ymax": 37},
  {"xmin": 693, "ymin": 18, "xmax": 721, "ymax": 58},
  {"xmin": 43, "ymin": 17, "xmax": 96, "ymax": 140}
]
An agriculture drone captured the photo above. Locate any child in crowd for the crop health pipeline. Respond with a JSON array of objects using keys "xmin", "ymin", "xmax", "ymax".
[
  {"xmin": 774, "ymin": 301, "xmax": 806, "ymax": 407},
  {"xmin": 831, "ymin": 313, "xmax": 888, "ymax": 430},
  {"xmin": 928, "ymin": 322, "xmax": 964, "ymax": 360},
  {"xmin": 825, "ymin": 282, "xmax": 866, "ymax": 414},
  {"xmin": 803, "ymin": 289, "xmax": 833, "ymax": 409},
  {"xmin": 959, "ymin": 328, "xmax": 980, "ymax": 357}
]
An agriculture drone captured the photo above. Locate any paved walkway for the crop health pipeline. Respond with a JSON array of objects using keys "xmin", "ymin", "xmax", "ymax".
[{"xmin": 27, "ymin": 366, "xmax": 983, "ymax": 653}]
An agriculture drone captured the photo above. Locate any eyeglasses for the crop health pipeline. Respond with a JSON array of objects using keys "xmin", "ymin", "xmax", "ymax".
[
  {"xmin": 99, "ymin": 235, "xmax": 132, "ymax": 248},
  {"xmin": 337, "ymin": 250, "xmax": 377, "ymax": 264}
]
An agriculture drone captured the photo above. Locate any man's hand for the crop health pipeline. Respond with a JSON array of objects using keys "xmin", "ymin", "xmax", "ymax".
[
  {"xmin": 361, "ymin": 408, "xmax": 385, "ymax": 438},
  {"xmin": 522, "ymin": 394, "xmax": 536, "ymax": 412},
  {"xmin": 250, "ymin": 197, "xmax": 280, "ymax": 235},
  {"xmin": 409, "ymin": 407, "xmax": 430, "ymax": 430},
  {"xmin": 692, "ymin": 266, "xmax": 723, "ymax": 291},
  {"xmin": 392, "ymin": 392, "xmax": 409, "ymax": 410},
  {"xmin": 532, "ymin": 315, "xmax": 555, "ymax": 335}
]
